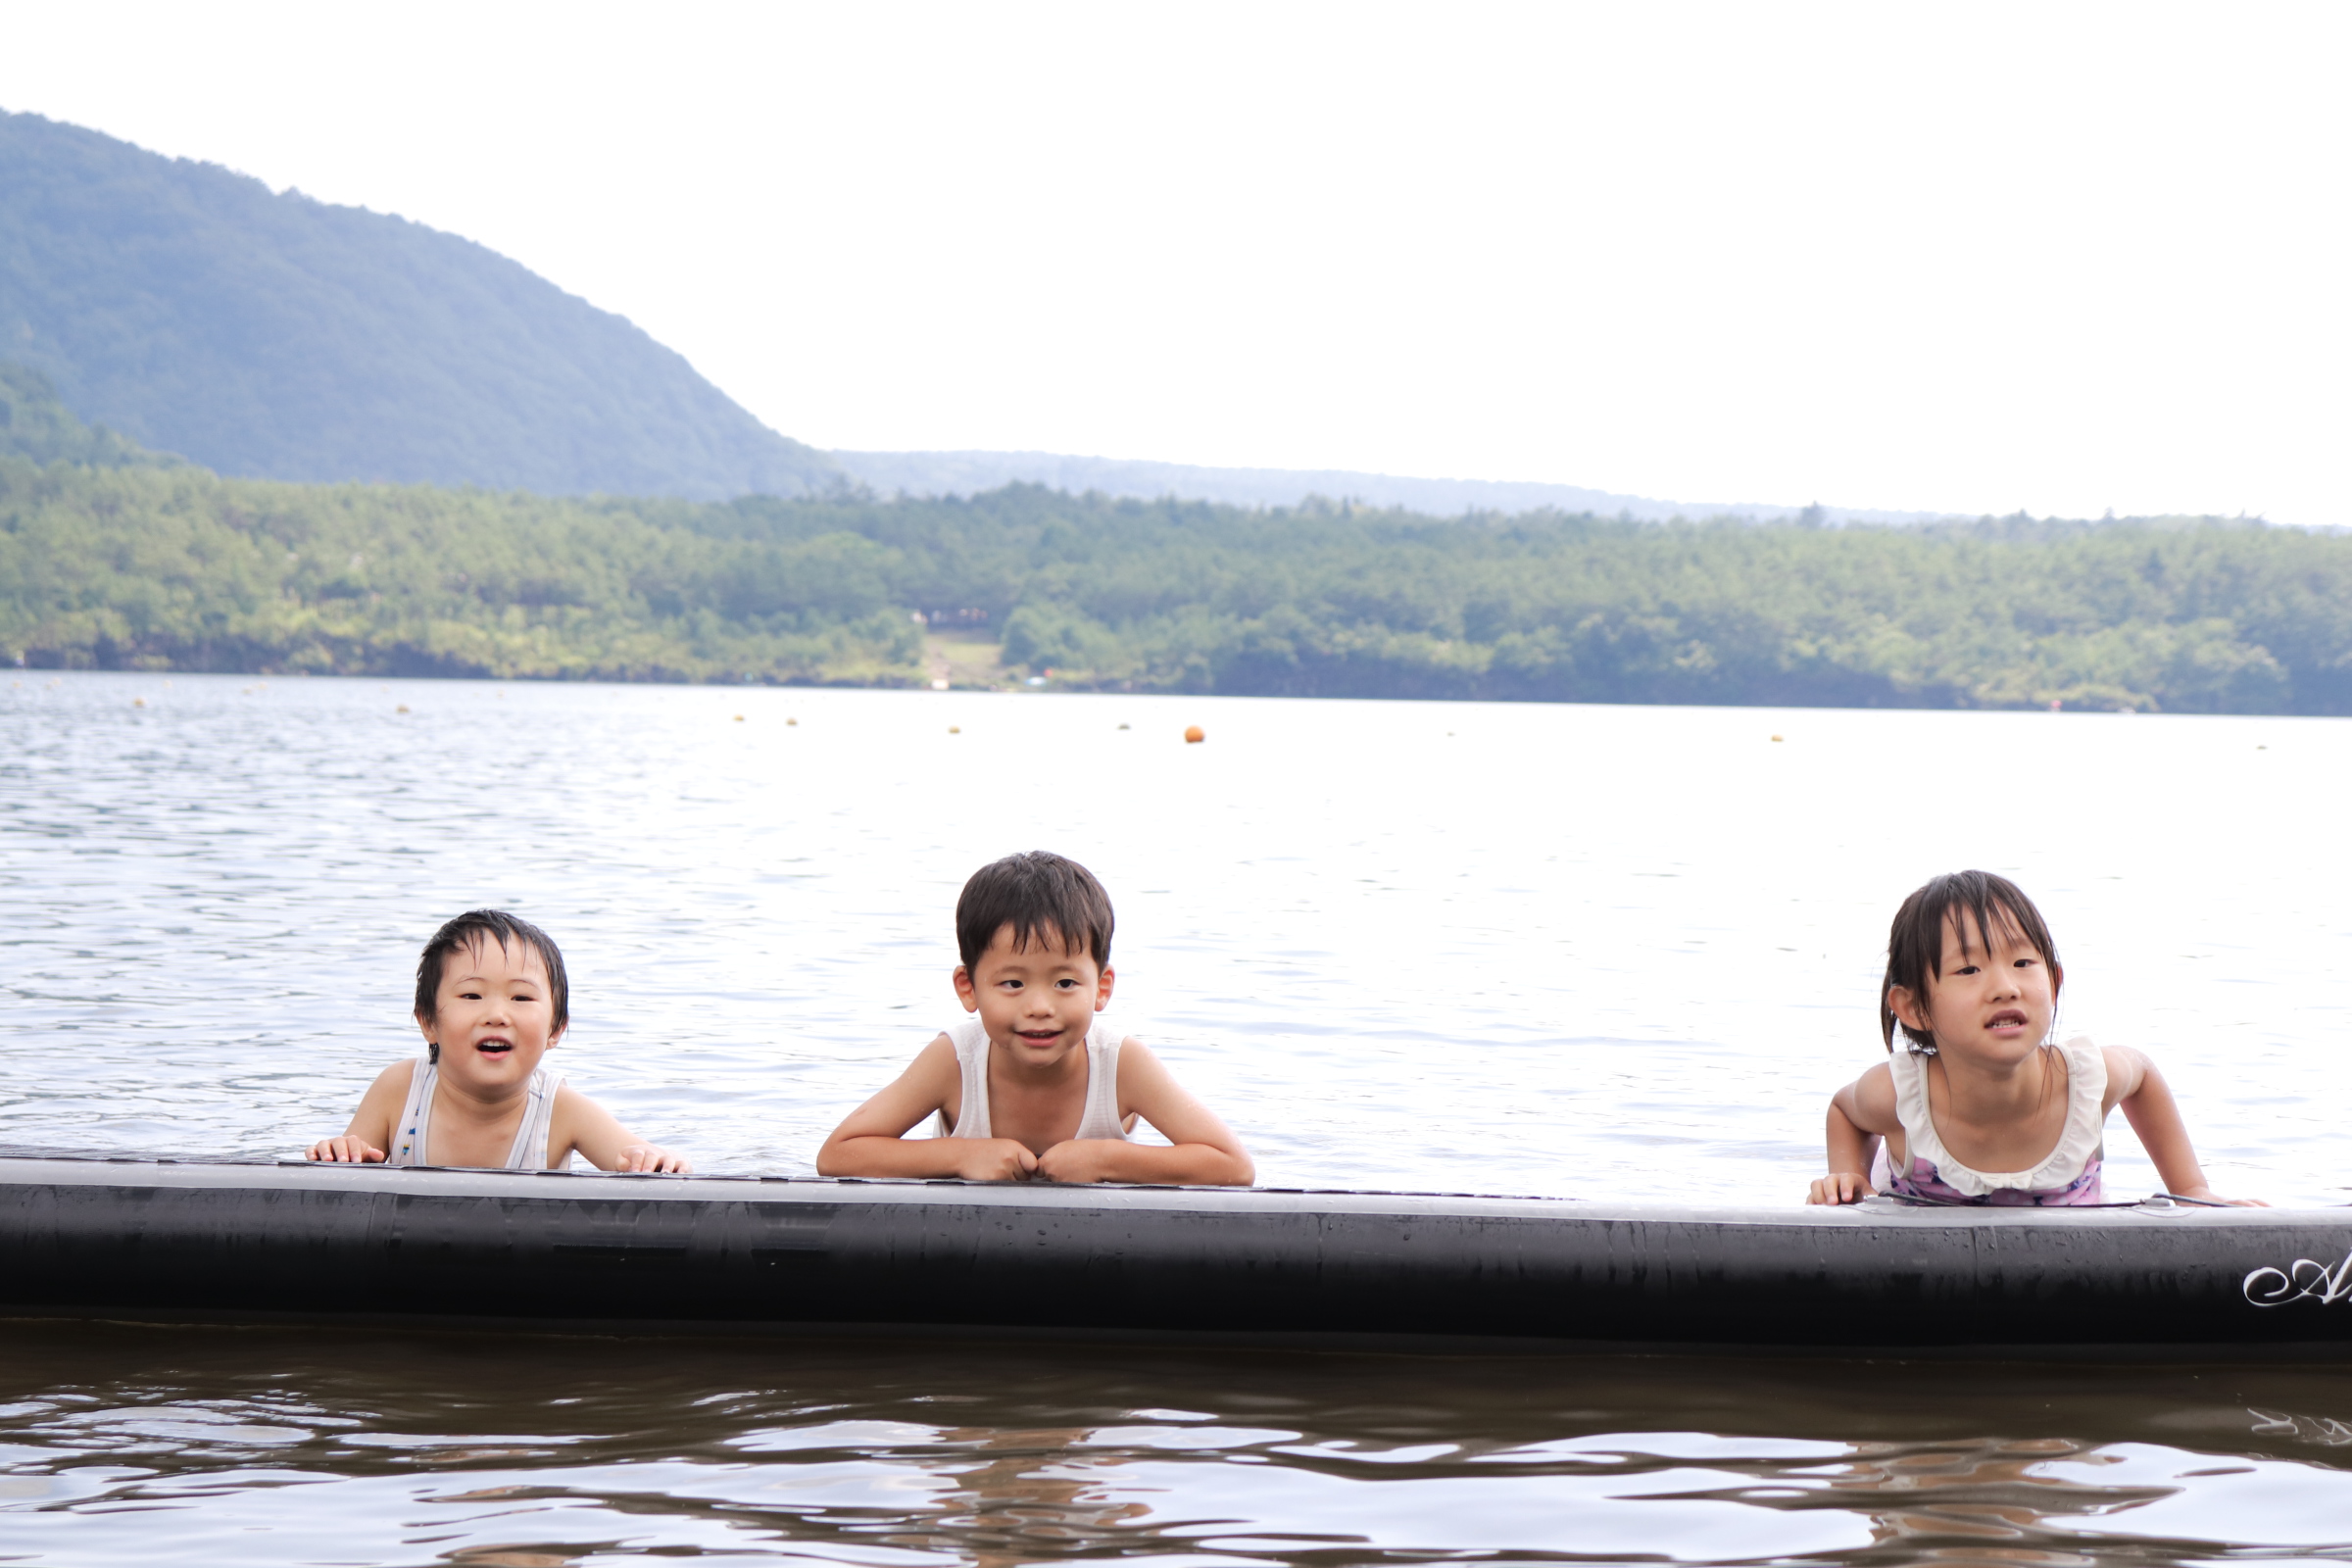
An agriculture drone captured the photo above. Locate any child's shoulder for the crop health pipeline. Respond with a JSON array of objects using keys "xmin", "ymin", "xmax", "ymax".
[
  {"xmin": 364, "ymin": 1055, "xmax": 423, "ymax": 1096},
  {"xmin": 1839, "ymin": 1057, "xmax": 1898, "ymax": 1117},
  {"xmin": 1849, "ymin": 1057, "xmax": 1894, "ymax": 1090},
  {"xmin": 2092, "ymin": 1041, "xmax": 2149, "ymax": 1107},
  {"xmin": 338, "ymin": 1056, "xmax": 424, "ymax": 1142},
  {"xmin": 911, "ymin": 1028, "xmax": 968, "ymax": 1084}
]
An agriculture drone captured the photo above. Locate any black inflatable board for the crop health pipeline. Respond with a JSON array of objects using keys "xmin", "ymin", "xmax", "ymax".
[{"xmin": 2, "ymin": 1153, "xmax": 2350, "ymax": 1352}]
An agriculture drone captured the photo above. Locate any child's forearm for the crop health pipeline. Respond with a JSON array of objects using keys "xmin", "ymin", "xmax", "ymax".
[
  {"xmin": 1110, "ymin": 1142, "xmax": 1254, "ymax": 1186},
  {"xmin": 818, "ymin": 1136, "xmax": 964, "ymax": 1178},
  {"xmin": 817, "ymin": 1134, "xmax": 1038, "ymax": 1182},
  {"xmin": 1806, "ymin": 1101, "xmax": 1882, "ymax": 1204},
  {"xmin": 2118, "ymin": 1064, "xmax": 2221, "ymax": 1197},
  {"xmin": 1040, "ymin": 1139, "xmax": 1254, "ymax": 1187},
  {"xmin": 1825, "ymin": 1101, "xmax": 1879, "ymax": 1180}
]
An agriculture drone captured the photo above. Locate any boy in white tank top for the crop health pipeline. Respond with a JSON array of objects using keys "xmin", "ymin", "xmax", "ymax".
[
  {"xmin": 818, "ymin": 853, "xmax": 1254, "ymax": 1185},
  {"xmin": 305, "ymin": 910, "xmax": 690, "ymax": 1174}
]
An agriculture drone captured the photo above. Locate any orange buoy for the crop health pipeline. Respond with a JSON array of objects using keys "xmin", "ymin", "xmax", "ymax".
[
  {"xmin": 733, "ymin": 714, "xmax": 745, "ymax": 722},
  {"xmin": 1770, "ymin": 734, "xmax": 1784, "ymax": 743},
  {"xmin": 396, "ymin": 705, "xmax": 410, "ymax": 714},
  {"xmin": 132, "ymin": 698, "xmax": 145, "ymax": 708},
  {"xmin": 949, "ymin": 724, "xmax": 961, "ymax": 734},
  {"xmin": 1184, "ymin": 725, "xmax": 1205, "ymax": 744}
]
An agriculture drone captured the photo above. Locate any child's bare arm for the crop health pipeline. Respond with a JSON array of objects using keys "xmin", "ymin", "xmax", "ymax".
[
  {"xmin": 554, "ymin": 1087, "xmax": 691, "ymax": 1174},
  {"xmin": 306, "ymin": 1059, "xmax": 415, "ymax": 1163},
  {"xmin": 1808, "ymin": 1064, "xmax": 1896, "ymax": 1205},
  {"xmin": 1033, "ymin": 1041, "xmax": 1254, "ymax": 1187},
  {"xmin": 816, "ymin": 1035, "xmax": 1040, "ymax": 1181},
  {"xmin": 2107, "ymin": 1046, "xmax": 2265, "ymax": 1206}
]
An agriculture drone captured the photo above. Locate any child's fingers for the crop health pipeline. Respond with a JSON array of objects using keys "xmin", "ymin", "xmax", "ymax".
[{"xmin": 1807, "ymin": 1173, "xmax": 1871, "ymax": 1205}]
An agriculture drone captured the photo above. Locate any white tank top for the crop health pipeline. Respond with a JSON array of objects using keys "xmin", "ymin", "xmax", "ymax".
[
  {"xmin": 1886, "ymin": 1034, "xmax": 2106, "ymax": 1199},
  {"xmin": 388, "ymin": 1054, "xmax": 570, "ymax": 1170},
  {"xmin": 933, "ymin": 1015, "xmax": 1130, "ymax": 1144}
]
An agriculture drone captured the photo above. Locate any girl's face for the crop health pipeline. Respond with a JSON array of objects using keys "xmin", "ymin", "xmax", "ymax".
[
  {"xmin": 1888, "ymin": 907, "xmax": 2061, "ymax": 1065},
  {"xmin": 415, "ymin": 936, "xmax": 563, "ymax": 1093}
]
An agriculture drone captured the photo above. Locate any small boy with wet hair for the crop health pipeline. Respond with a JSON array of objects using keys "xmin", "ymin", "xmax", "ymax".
[
  {"xmin": 307, "ymin": 909, "xmax": 689, "ymax": 1172},
  {"xmin": 818, "ymin": 852, "xmax": 1253, "ymax": 1184}
]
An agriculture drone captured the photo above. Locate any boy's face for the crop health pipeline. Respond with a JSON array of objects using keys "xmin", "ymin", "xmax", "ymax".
[
  {"xmin": 1889, "ymin": 907, "xmax": 2060, "ymax": 1067},
  {"xmin": 953, "ymin": 922, "xmax": 1113, "ymax": 1070},
  {"xmin": 416, "ymin": 935, "xmax": 564, "ymax": 1091}
]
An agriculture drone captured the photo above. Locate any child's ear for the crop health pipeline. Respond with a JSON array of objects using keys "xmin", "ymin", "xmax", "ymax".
[
  {"xmin": 951, "ymin": 965, "xmax": 978, "ymax": 1012},
  {"xmin": 1095, "ymin": 963, "xmax": 1115, "ymax": 1011},
  {"xmin": 1886, "ymin": 984, "xmax": 1929, "ymax": 1033}
]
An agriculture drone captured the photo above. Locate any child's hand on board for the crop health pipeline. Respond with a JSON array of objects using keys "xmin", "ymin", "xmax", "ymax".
[
  {"xmin": 1807, "ymin": 1171, "xmax": 1874, "ymax": 1205},
  {"xmin": 953, "ymin": 1139, "xmax": 1040, "ymax": 1182},
  {"xmin": 2170, "ymin": 1185, "xmax": 2270, "ymax": 1208},
  {"xmin": 306, "ymin": 1136, "xmax": 385, "ymax": 1164},
  {"xmin": 1035, "ymin": 1140, "xmax": 1131, "ymax": 1185},
  {"xmin": 612, "ymin": 1145, "xmax": 692, "ymax": 1175}
]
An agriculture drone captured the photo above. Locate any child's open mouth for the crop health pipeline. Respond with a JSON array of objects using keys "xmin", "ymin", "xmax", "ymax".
[
  {"xmin": 1015, "ymin": 1029, "xmax": 1062, "ymax": 1044},
  {"xmin": 1986, "ymin": 1009, "xmax": 2029, "ymax": 1030},
  {"xmin": 476, "ymin": 1038, "xmax": 515, "ymax": 1054}
]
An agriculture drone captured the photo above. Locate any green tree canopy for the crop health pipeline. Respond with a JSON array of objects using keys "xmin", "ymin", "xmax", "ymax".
[{"xmin": 5, "ymin": 450, "xmax": 2347, "ymax": 713}]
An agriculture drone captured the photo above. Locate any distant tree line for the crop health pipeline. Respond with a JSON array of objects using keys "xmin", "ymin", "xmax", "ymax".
[{"xmin": 5, "ymin": 443, "xmax": 2350, "ymax": 712}]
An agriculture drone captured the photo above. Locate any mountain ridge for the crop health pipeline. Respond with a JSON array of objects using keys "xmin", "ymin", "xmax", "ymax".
[
  {"xmin": 829, "ymin": 449, "xmax": 1951, "ymax": 523},
  {"xmin": 0, "ymin": 109, "xmax": 838, "ymax": 500}
]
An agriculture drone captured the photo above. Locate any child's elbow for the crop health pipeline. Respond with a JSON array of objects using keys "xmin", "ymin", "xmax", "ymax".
[{"xmin": 815, "ymin": 1135, "xmax": 879, "ymax": 1178}]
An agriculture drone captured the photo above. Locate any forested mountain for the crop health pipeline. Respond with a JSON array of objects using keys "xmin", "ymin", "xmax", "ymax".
[
  {"xmin": 0, "ymin": 111, "xmax": 837, "ymax": 500},
  {"xmin": 0, "ymin": 362, "xmax": 176, "ymax": 469},
  {"xmin": 5, "ymin": 452, "xmax": 2346, "ymax": 714}
]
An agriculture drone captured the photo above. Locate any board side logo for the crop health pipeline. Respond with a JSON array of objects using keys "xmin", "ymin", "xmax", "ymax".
[{"xmin": 2244, "ymin": 1252, "xmax": 2352, "ymax": 1307}]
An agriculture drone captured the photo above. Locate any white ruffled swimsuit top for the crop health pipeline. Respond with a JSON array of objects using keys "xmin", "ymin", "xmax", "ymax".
[
  {"xmin": 1875, "ymin": 1035, "xmax": 2106, "ymax": 1205},
  {"xmin": 388, "ymin": 1054, "xmax": 569, "ymax": 1169},
  {"xmin": 934, "ymin": 1015, "xmax": 1130, "ymax": 1143}
]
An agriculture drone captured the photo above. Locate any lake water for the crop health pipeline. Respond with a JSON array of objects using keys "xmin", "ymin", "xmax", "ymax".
[{"xmin": 5, "ymin": 669, "xmax": 2352, "ymax": 1563}]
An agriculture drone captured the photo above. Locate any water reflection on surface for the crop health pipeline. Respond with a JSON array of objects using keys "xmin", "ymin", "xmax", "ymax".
[{"xmin": 0, "ymin": 1322, "xmax": 2349, "ymax": 1566}]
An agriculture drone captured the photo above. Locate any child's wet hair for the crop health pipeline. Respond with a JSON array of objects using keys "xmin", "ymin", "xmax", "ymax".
[
  {"xmin": 1880, "ymin": 871, "xmax": 2059, "ymax": 1054},
  {"xmin": 956, "ymin": 852, "xmax": 1114, "ymax": 974},
  {"xmin": 414, "ymin": 909, "xmax": 570, "ymax": 1061}
]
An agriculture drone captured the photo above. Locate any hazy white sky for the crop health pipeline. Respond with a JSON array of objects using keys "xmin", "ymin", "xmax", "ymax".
[{"xmin": 2, "ymin": 2, "xmax": 2344, "ymax": 521}]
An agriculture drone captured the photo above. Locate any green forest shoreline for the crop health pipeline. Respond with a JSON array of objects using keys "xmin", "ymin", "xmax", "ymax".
[
  {"xmin": 10, "ymin": 455, "xmax": 2346, "ymax": 714},
  {"xmin": 6, "ymin": 368, "xmax": 2348, "ymax": 715}
]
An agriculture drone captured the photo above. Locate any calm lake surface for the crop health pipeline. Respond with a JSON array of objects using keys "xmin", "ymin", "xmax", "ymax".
[{"xmin": 5, "ymin": 670, "xmax": 2352, "ymax": 1564}]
